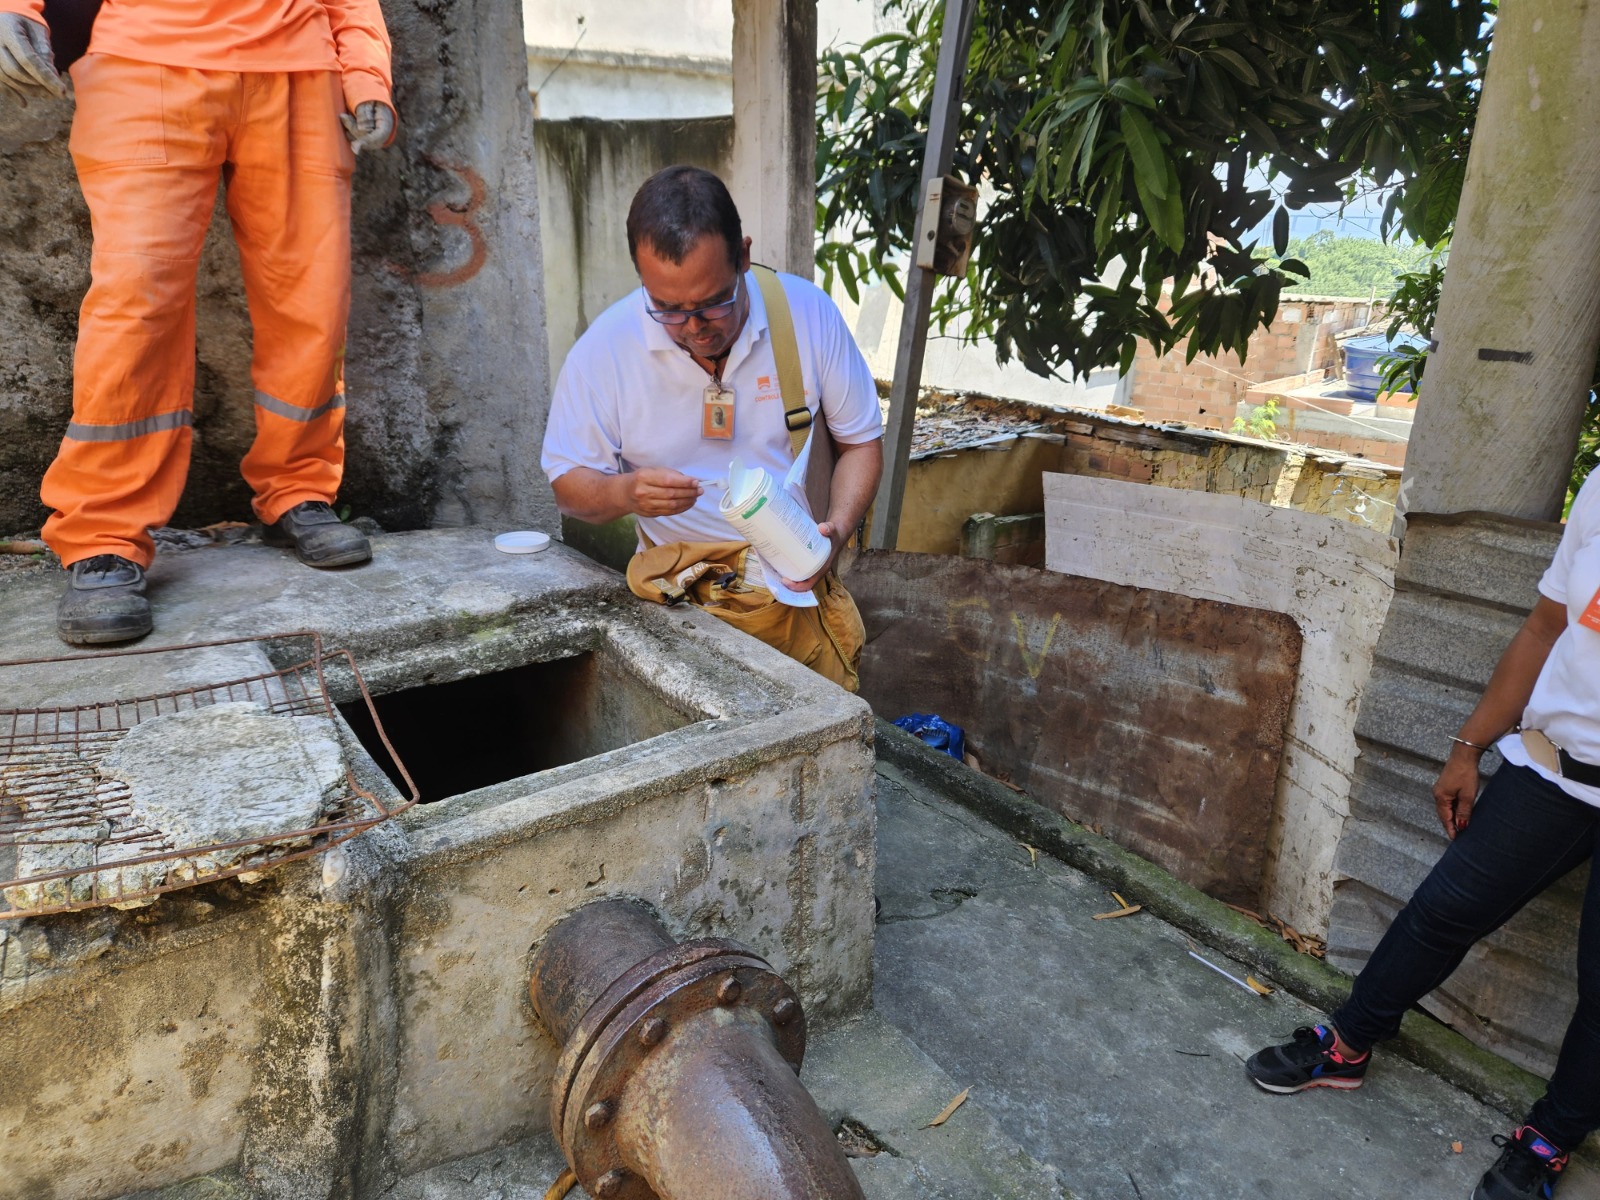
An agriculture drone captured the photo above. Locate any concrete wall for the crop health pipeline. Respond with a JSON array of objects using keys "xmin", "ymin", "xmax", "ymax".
[
  {"xmin": 1044, "ymin": 473, "xmax": 1400, "ymax": 936},
  {"xmin": 523, "ymin": 1, "xmax": 886, "ymax": 120},
  {"xmin": 889, "ymin": 433, "xmax": 1065, "ymax": 556},
  {"xmin": 0, "ymin": 533, "xmax": 876, "ymax": 1199},
  {"xmin": 850, "ymin": 552, "xmax": 1302, "ymax": 908},
  {"xmin": 0, "ymin": 0, "xmax": 556, "ymax": 538},
  {"xmin": 883, "ymin": 399, "xmax": 1403, "ymax": 560},
  {"xmin": 1331, "ymin": 514, "xmax": 1580, "ymax": 1077},
  {"xmin": 534, "ymin": 116, "xmax": 735, "ymax": 378}
]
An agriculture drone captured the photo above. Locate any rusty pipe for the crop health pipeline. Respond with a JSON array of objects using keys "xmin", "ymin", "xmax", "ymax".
[{"xmin": 528, "ymin": 899, "xmax": 865, "ymax": 1200}]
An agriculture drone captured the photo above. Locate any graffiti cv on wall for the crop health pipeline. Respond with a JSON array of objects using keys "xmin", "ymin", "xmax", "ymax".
[{"xmin": 945, "ymin": 596, "xmax": 1063, "ymax": 682}]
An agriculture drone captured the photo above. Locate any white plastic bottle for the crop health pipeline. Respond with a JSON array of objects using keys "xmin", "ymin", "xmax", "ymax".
[{"xmin": 718, "ymin": 457, "xmax": 829, "ymax": 582}]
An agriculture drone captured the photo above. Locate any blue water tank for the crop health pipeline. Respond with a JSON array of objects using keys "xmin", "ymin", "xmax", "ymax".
[{"xmin": 1341, "ymin": 332, "xmax": 1427, "ymax": 400}]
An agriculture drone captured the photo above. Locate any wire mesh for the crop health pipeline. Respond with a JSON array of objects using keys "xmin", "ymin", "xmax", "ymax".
[{"xmin": 0, "ymin": 632, "xmax": 418, "ymax": 919}]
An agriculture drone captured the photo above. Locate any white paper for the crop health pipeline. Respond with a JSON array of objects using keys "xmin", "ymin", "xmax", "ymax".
[{"xmin": 763, "ymin": 439, "xmax": 821, "ymax": 606}]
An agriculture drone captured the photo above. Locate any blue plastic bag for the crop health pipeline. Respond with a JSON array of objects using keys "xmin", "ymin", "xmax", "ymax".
[{"xmin": 892, "ymin": 713, "xmax": 965, "ymax": 760}]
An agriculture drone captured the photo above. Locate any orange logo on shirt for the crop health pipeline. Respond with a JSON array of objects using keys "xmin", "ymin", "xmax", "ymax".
[{"xmin": 757, "ymin": 375, "xmax": 772, "ymax": 389}]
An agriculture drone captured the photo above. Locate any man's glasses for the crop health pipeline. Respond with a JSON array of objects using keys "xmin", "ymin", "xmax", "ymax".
[{"xmin": 644, "ymin": 274, "xmax": 742, "ymax": 326}]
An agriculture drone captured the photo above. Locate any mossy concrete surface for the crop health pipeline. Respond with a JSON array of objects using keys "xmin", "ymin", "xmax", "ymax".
[
  {"xmin": 875, "ymin": 717, "xmax": 1555, "ymax": 1124},
  {"xmin": 870, "ymin": 759, "xmax": 1600, "ymax": 1198}
]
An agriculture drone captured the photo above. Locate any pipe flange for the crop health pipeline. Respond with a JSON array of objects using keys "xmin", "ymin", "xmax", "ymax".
[
  {"xmin": 548, "ymin": 939, "xmax": 749, "ymax": 1134},
  {"xmin": 550, "ymin": 941, "xmax": 807, "ymax": 1199}
]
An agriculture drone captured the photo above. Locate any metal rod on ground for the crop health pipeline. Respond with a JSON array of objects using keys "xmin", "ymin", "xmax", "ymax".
[{"xmin": 865, "ymin": 0, "xmax": 978, "ymax": 552}]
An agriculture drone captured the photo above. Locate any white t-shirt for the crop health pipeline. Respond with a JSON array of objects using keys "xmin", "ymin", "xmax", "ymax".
[
  {"xmin": 1498, "ymin": 471, "xmax": 1600, "ymax": 807},
  {"xmin": 542, "ymin": 269, "xmax": 883, "ymax": 579}
]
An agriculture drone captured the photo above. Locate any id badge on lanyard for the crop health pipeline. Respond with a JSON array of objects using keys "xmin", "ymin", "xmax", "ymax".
[
  {"xmin": 702, "ymin": 381, "xmax": 734, "ymax": 440},
  {"xmin": 1578, "ymin": 566, "xmax": 1600, "ymax": 633}
]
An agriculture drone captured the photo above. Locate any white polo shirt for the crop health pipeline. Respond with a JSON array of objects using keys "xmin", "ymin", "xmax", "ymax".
[
  {"xmin": 1499, "ymin": 470, "xmax": 1600, "ymax": 807},
  {"xmin": 542, "ymin": 267, "xmax": 883, "ymax": 554}
]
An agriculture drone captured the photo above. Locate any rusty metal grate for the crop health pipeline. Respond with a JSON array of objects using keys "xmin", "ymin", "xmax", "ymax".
[{"xmin": 0, "ymin": 632, "xmax": 418, "ymax": 919}]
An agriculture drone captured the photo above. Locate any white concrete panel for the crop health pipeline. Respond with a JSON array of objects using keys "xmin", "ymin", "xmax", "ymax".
[
  {"xmin": 525, "ymin": 0, "xmax": 732, "ymax": 61},
  {"xmin": 1044, "ymin": 472, "xmax": 1398, "ymax": 935}
]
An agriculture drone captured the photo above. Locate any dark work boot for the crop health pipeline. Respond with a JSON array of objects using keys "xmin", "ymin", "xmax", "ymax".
[
  {"xmin": 57, "ymin": 554, "xmax": 153, "ymax": 646},
  {"xmin": 263, "ymin": 501, "xmax": 371, "ymax": 568}
]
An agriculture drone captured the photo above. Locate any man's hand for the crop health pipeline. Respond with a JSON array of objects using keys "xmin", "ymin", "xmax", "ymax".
[
  {"xmin": 627, "ymin": 467, "xmax": 702, "ymax": 518},
  {"xmin": 338, "ymin": 101, "xmax": 394, "ymax": 153},
  {"xmin": 0, "ymin": 15, "xmax": 65, "ymax": 106},
  {"xmin": 1433, "ymin": 743, "xmax": 1484, "ymax": 839},
  {"xmin": 782, "ymin": 521, "xmax": 847, "ymax": 592}
]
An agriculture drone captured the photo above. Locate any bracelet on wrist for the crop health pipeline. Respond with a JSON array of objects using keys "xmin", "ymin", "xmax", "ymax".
[{"xmin": 1449, "ymin": 734, "xmax": 1494, "ymax": 753}]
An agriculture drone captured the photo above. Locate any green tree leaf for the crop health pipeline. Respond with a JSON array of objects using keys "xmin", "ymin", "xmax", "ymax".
[
  {"xmin": 1108, "ymin": 76, "xmax": 1157, "ymax": 109},
  {"xmin": 1120, "ymin": 107, "xmax": 1167, "ymax": 201}
]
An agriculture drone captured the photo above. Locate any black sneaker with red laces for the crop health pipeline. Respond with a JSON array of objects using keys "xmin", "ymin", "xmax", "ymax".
[
  {"xmin": 1474, "ymin": 1126, "xmax": 1568, "ymax": 1200},
  {"xmin": 1245, "ymin": 1023, "xmax": 1370, "ymax": 1093}
]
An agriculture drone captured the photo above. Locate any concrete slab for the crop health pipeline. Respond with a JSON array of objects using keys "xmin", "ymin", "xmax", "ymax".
[
  {"xmin": 871, "ymin": 763, "xmax": 1600, "ymax": 1200},
  {"xmin": 112, "ymin": 710, "xmax": 1600, "ymax": 1200},
  {"xmin": 0, "ymin": 532, "xmax": 876, "ymax": 1199},
  {"xmin": 802, "ymin": 1012, "xmax": 1067, "ymax": 1199}
]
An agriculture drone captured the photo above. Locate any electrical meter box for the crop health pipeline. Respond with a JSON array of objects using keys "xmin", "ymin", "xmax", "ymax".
[{"xmin": 915, "ymin": 175, "xmax": 979, "ymax": 277}]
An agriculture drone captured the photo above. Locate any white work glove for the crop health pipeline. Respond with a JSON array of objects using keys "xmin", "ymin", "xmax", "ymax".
[
  {"xmin": 0, "ymin": 14, "xmax": 65, "ymax": 105},
  {"xmin": 338, "ymin": 100, "xmax": 394, "ymax": 154}
]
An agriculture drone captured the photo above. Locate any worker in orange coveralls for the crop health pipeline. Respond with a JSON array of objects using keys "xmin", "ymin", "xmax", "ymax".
[{"xmin": 0, "ymin": 0, "xmax": 394, "ymax": 645}]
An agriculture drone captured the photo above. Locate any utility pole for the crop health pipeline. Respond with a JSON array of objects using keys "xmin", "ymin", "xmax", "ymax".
[
  {"xmin": 865, "ymin": 0, "xmax": 977, "ymax": 550},
  {"xmin": 1396, "ymin": 0, "xmax": 1600, "ymax": 527}
]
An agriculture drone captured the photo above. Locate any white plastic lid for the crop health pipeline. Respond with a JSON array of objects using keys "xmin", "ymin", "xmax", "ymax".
[{"xmin": 494, "ymin": 530, "xmax": 551, "ymax": 554}]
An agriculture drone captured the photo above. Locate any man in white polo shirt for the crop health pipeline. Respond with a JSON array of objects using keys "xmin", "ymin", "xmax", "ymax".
[{"xmin": 541, "ymin": 165, "xmax": 884, "ymax": 691}]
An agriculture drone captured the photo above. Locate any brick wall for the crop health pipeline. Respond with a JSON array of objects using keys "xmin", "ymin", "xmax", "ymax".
[{"xmin": 1127, "ymin": 296, "xmax": 1375, "ymax": 429}]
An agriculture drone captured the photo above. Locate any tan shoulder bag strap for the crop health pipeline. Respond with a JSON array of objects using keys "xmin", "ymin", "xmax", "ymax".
[
  {"xmin": 752, "ymin": 264, "xmax": 835, "ymax": 519},
  {"xmin": 753, "ymin": 265, "xmax": 811, "ymax": 459}
]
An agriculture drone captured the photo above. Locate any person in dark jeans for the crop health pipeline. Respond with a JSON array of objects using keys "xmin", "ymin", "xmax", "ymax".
[{"xmin": 1247, "ymin": 474, "xmax": 1600, "ymax": 1200}]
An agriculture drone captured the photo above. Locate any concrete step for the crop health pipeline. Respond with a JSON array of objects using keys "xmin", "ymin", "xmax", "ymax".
[{"xmin": 805, "ymin": 1011, "xmax": 1069, "ymax": 1199}]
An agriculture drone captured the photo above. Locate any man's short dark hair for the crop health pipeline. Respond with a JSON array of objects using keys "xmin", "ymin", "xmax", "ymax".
[{"xmin": 626, "ymin": 165, "xmax": 743, "ymax": 272}]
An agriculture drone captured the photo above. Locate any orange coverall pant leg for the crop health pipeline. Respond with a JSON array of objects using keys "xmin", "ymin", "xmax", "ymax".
[
  {"xmin": 40, "ymin": 58, "xmax": 355, "ymax": 568},
  {"xmin": 41, "ymin": 55, "xmax": 230, "ymax": 569},
  {"xmin": 228, "ymin": 70, "xmax": 355, "ymax": 526}
]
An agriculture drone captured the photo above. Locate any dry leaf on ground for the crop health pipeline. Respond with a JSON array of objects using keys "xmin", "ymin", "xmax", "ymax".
[
  {"xmin": 924, "ymin": 1087, "xmax": 971, "ymax": 1128},
  {"xmin": 1245, "ymin": 976, "xmax": 1274, "ymax": 996},
  {"xmin": 1092, "ymin": 904, "xmax": 1143, "ymax": 920},
  {"xmin": 1021, "ymin": 843, "xmax": 1039, "ymax": 867}
]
